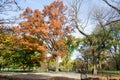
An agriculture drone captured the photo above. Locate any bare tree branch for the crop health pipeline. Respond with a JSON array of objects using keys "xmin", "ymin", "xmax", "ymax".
[
  {"xmin": 69, "ymin": 0, "xmax": 92, "ymax": 38},
  {"xmin": 104, "ymin": 18, "xmax": 120, "ymax": 26},
  {"xmin": 103, "ymin": 0, "xmax": 120, "ymax": 14},
  {"xmin": 0, "ymin": 0, "xmax": 24, "ymax": 25}
]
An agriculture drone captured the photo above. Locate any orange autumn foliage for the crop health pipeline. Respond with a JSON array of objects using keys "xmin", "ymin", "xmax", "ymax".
[{"xmin": 13, "ymin": 1, "xmax": 70, "ymax": 60}]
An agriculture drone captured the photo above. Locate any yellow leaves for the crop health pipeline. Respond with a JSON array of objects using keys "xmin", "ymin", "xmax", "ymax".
[
  {"xmin": 0, "ymin": 44, "xmax": 5, "ymax": 49},
  {"xmin": 0, "ymin": 34, "xmax": 14, "ymax": 45},
  {"xmin": 18, "ymin": 35, "xmax": 47, "ymax": 53},
  {"xmin": 0, "ymin": 33, "xmax": 16, "ymax": 56}
]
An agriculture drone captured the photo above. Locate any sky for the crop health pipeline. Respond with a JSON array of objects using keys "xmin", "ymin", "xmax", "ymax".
[
  {"xmin": 18, "ymin": 0, "xmax": 107, "ymax": 59},
  {"xmin": 8, "ymin": 0, "xmax": 108, "ymax": 59},
  {"xmin": 15, "ymin": 0, "xmax": 107, "ymax": 36},
  {"xmin": 14, "ymin": 0, "xmax": 106, "ymax": 18}
]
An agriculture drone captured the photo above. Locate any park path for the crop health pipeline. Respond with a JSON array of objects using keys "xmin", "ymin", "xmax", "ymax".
[
  {"xmin": 1, "ymin": 72, "xmax": 120, "ymax": 80},
  {"xmin": 0, "ymin": 72, "xmax": 89, "ymax": 79}
]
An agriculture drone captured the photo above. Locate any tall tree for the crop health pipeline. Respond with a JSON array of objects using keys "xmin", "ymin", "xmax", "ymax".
[
  {"xmin": 61, "ymin": 35, "xmax": 81, "ymax": 71},
  {"xmin": 0, "ymin": 27, "xmax": 16, "ymax": 70},
  {"xmin": 109, "ymin": 22, "xmax": 120, "ymax": 70},
  {"xmin": 68, "ymin": 0, "xmax": 119, "ymax": 74},
  {"xmin": 13, "ymin": 1, "xmax": 70, "ymax": 72},
  {"xmin": 68, "ymin": 0, "xmax": 99, "ymax": 74}
]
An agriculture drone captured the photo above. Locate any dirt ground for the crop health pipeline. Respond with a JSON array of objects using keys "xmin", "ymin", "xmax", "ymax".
[
  {"xmin": 92, "ymin": 74, "xmax": 120, "ymax": 80},
  {"xmin": 0, "ymin": 72, "xmax": 120, "ymax": 80},
  {"xmin": 0, "ymin": 72, "xmax": 80, "ymax": 79}
]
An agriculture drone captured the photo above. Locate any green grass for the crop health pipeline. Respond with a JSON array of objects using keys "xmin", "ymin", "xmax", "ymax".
[
  {"xmin": 0, "ymin": 68, "xmax": 33, "ymax": 72},
  {"xmin": 98, "ymin": 70, "xmax": 120, "ymax": 75}
]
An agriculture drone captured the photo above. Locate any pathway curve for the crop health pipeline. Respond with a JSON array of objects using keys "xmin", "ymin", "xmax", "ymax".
[{"xmin": 0, "ymin": 72, "xmax": 88, "ymax": 79}]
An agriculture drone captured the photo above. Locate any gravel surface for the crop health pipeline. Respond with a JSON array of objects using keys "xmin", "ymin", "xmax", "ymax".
[
  {"xmin": 0, "ymin": 72, "xmax": 120, "ymax": 80},
  {"xmin": 0, "ymin": 72, "xmax": 84, "ymax": 79}
]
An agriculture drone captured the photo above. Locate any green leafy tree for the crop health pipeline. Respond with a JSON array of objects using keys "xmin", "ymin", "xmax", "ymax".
[
  {"xmin": 0, "ymin": 29, "xmax": 16, "ymax": 70},
  {"xmin": 61, "ymin": 35, "xmax": 81, "ymax": 71},
  {"xmin": 108, "ymin": 22, "xmax": 120, "ymax": 70}
]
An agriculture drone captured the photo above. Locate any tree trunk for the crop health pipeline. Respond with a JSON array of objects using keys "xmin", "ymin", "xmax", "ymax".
[
  {"xmin": 92, "ymin": 56, "xmax": 97, "ymax": 75},
  {"xmin": 28, "ymin": 66, "xmax": 31, "ymax": 71},
  {"xmin": 23, "ymin": 66, "xmax": 26, "ymax": 71},
  {"xmin": 93, "ymin": 64, "xmax": 97, "ymax": 75},
  {"xmin": 99, "ymin": 62, "xmax": 102, "ymax": 70},
  {"xmin": 116, "ymin": 64, "xmax": 120, "ymax": 70},
  {"xmin": 116, "ymin": 62, "xmax": 120, "ymax": 70},
  {"xmin": 0, "ymin": 64, "xmax": 1, "ymax": 71},
  {"xmin": 92, "ymin": 49, "xmax": 97, "ymax": 75},
  {"xmin": 55, "ymin": 55, "xmax": 60, "ymax": 72}
]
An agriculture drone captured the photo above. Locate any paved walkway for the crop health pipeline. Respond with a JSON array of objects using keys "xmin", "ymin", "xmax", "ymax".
[
  {"xmin": 0, "ymin": 72, "xmax": 88, "ymax": 79},
  {"xmin": 0, "ymin": 72, "xmax": 120, "ymax": 80}
]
